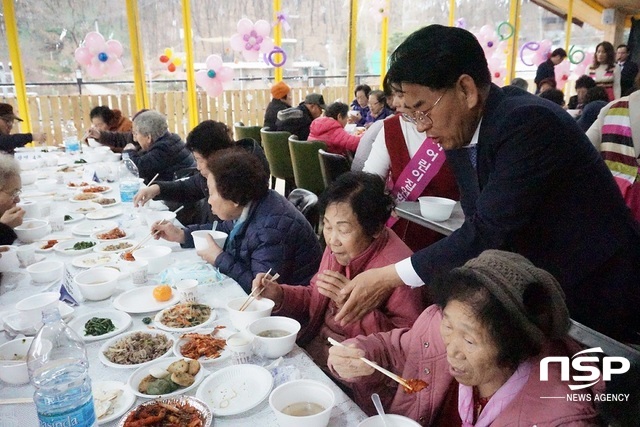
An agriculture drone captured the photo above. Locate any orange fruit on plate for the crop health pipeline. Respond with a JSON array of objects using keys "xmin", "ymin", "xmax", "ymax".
[{"xmin": 153, "ymin": 285, "xmax": 172, "ymax": 302}]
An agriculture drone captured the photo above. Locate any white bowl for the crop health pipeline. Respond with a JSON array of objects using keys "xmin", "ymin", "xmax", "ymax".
[
  {"xmin": 107, "ymin": 152, "xmax": 121, "ymax": 162},
  {"xmin": 248, "ymin": 316, "xmax": 300, "ymax": 358},
  {"xmin": 74, "ymin": 266, "xmax": 120, "ymax": 301},
  {"xmin": 87, "ymin": 138, "xmax": 102, "ymax": 148},
  {"xmin": 14, "ymin": 219, "xmax": 49, "ymax": 242},
  {"xmin": 15, "ymin": 292, "xmax": 59, "ymax": 321},
  {"xmin": 20, "ymin": 170, "xmax": 38, "ymax": 186},
  {"xmin": 269, "ymin": 379, "xmax": 335, "ymax": 427},
  {"xmin": 0, "ymin": 245, "xmax": 19, "ymax": 270},
  {"xmin": 358, "ymin": 415, "xmax": 422, "ymax": 427},
  {"xmin": 418, "ymin": 196, "xmax": 456, "ymax": 221},
  {"xmin": 0, "ymin": 337, "xmax": 34, "ymax": 385},
  {"xmin": 132, "ymin": 246, "xmax": 172, "ymax": 274},
  {"xmin": 145, "ymin": 210, "xmax": 177, "ymax": 226},
  {"xmin": 192, "ymin": 230, "xmax": 228, "ymax": 251},
  {"xmin": 226, "ymin": 297, "xmax": 275, "ymax": 331},
  {"xmin": 19, "ymin": 158, "xmax": 38, "ymax": 170},
  {"xmin": 26, "ymin": 260, "xmax": 64, "ymax": 283},
  {"xmin": 36, "ymin": 179, "xmax": 58, "ymax": 192}
]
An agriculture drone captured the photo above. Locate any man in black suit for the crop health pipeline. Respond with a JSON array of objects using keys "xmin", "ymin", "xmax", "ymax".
[
  {"xmin": 335, "ymin": 25, "xmax": 640, "ymax": 343},
  {"xmin": 534, "ymin": 47, "xmax": 567, "ymax": 94},
  {"xmin": 617, "ymin": 44, "xmax": 639, "ymax": 97}
]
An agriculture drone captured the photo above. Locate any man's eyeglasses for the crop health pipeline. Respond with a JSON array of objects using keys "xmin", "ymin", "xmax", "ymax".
[
  {"xmin": 1, "ymin": 189, "xmax": 21, "ymax": 199},
  {"xmin": 405, "ymin": 91, "xmax": 447, "ymax": 127},
  {"xmin": 0, "ymin": 116, "xmax": 15, "ymax": 125}
]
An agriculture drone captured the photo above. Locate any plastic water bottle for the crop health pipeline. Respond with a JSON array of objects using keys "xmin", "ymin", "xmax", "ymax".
[
  {"xmin": 27, "ymin": 307, "xmax": 97, "ymax": 427},
  {"xmin": 63, "ymin": 121, "xmax": 81, "ymax": 155},
  {"xmin": 119, "ymin": 152, "xmax": 140, "ymax": 203}
]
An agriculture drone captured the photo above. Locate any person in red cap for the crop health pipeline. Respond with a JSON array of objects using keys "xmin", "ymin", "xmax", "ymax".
[
  {"xmin": 0, "ymin": 103, "xmax": 46, "ymax": 153},
  {"xmin": 263, "ymin": 81, "xmax": 292, "ymax": 129}
]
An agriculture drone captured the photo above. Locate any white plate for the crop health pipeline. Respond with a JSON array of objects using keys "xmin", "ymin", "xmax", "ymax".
[
  {"xmin": 172, "ymin": 322, "xmax": 235, "ymax": 364},
  {"xmin": 35, "ymin": 235, "xmax": 69, "ymax": 252},
  {"xmin": 53, "ymin": 239, "xmax": 99, "ymax": 255},
  {"xmin": 112, "ymin": 285, "xmax": 180, "ymax": 314},
  {"xmin": 69, "ymin": 202, "xmax": 103, "ymax": 214},
  {"xmin": 68, "ymin": 309, "xmax": 132, "ymax": 342},
  {"xmin": 72, "ymin": 252, "xmax": 117, "ymax": 268},
  {"xmin": 154, "ymin": 304, "xmax": 217, "ymax": 333},
  {"xmin": 195, "ymin": 364, "xmax": 273, "ymax": 416},
  {"xmin": 90, "ymin": 227, "xmax": 130, "ymax": 242},
  {"xmin": 99, "ymin": 329, "xmax": 175, "ymax": 369},
  {"xmin": 93, "ymin": 381, "xmax": 136, "ymax": 425},
  {"xmin": 63, "ymin": 213, "xmax": 84, "ymax": 224},
  {"xmin": 72, "ymin": 220, "xmax": 118, "ymax": 237},
  {"xmin": 69, "ymin": 193, "xmax": 100, "ymax": 203},
  {"xmin": 81, "ymin": 185, "xmax": 112, "ymax": 194},
  {"xmin": 94, "ymin": 239, "xmax": 138, "ymax": 254},
  {"xmin": 93, "ymin": 198, "xmax": 120, "ymax": 207},
  {"xmin": 86, "ymin": 208, "xmax": 123, "ymax": 220},
  {"xmin": 127, "ymin": 357, "xmax": 207, "ymax": 399},
  {"xmin": 3, "ymin": 302, "xmax": 74, "ymax": 336}
]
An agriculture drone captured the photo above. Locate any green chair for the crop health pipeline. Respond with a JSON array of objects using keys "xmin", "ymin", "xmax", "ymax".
[
  {"xmin": 260, "ymin": 127, "xmax": 296, "ymax": 196},
  {"xmin": 288, "ymin": 135, "xmax": 327, "ymax": 195},
  {"xmin": 234, "ymin": 122, "xmax": 262, "ymax": 146}
]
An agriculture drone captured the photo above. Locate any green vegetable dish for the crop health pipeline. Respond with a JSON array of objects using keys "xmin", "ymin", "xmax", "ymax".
[
  {"xmin": 142, "ymin": 317, "xmax": 152, "ymax": 325},
  {"xmin": 66, "ymin": 241, "xmax": 96, "ymax": 251},
  {"xmin": 84, "ymin": 317, "xmax": 116, "ymax": 336},
  {"xmin": 64, "ymin": 215, "xmax": 73, "ymax": 221}
]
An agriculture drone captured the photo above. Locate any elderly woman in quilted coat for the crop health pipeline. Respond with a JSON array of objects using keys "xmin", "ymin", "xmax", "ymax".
[{"xmin": 152, "ymin": 148, "xmax": 322, "ymax": 292}]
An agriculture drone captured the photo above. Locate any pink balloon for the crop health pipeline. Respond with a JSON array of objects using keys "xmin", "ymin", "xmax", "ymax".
[
  {"xmin": 216, "ymin": 67, "xmax": 234, "ymax": 83},
  {"xmin": 85, "ymin": 32, "xmax": 107, "ymax": 55},
  {"xmin": 554, "ymin": 60, "xmax": 571, "ymax": 90},
  {"xmin": 259, "ymin": 39, "xmax": 275, "ymax": 55},
  {"xmin": 236, "ymin": 18, "xmax": 254, "ymax": 34},
  {"xmin": 195, "ymin": 70, "xmax": 210, "ymax": 88},
  {"xmin": 74, "ymin": 47, "xmax": 92, "ymax": 66},
  {"xmin": 254, "ymin": 20, "xmax": 272, "ymax": 37},
  {"xmin": 242, "ymin": 49, "xmax": 260, "ymax": 62},
  {"xmin": 84, "ymin": 31, "xmax": 104, "ymax": 46},
  {"xmin": 106, "ymin": 40, "xmax": 123, "ymax": 57},
  {"xmin": 230, "ymin": 34, "xmax": 246, "ymax": 52},
  {"xmin": 205, "ymin": 55, "xmax": 223, "ymax": 71},
  {"xmin": 86, "ymin": 62, "xmax": 104, "ymax": 79},
  {"xmin": 205, "ymin": 79, "xmax": 223, "ymax": 98},
  {"xmin": 106, "ymin": 59, "xmax": 124, "ymax": 76}
]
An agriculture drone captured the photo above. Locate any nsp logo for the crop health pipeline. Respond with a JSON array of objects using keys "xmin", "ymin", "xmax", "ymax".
[{"xmin": 540, "ymin": 347, "xmax": 630, "ymax": 390}]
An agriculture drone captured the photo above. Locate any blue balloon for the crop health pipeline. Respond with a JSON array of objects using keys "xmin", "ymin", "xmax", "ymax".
[
  {"xmin": 98, "ymin": 52, "xmax": 108, "ymax": 62},
  {"xmin": 207, "ymin": 69, "xmax": 217, "ymax": 78}
]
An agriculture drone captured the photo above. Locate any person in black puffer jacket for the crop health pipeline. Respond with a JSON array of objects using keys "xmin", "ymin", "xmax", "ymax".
[
  {"xmin": 274, "ymin": 93, "xmax": 326, "ymax": 140},
  {"xmin": 152, "ymin": 148, "xmax": 322, "ymax": 292},
  {"xmin": 133, "ymin": 120, "xmax": 269, "ymax": 225}
]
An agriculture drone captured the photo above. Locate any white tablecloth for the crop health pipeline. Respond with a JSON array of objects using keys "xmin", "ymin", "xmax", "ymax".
[{"xmin": 0, "ymin": 156, "xmax": 366, "ymax": 426}]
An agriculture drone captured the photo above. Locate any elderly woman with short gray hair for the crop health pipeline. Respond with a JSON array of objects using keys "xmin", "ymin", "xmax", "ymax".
[
  {"xmin": 123, "ymin": 110, "xmax": 194, "ymax": 183},
  {"xmin": 0, "ymin": 154, "xmax": 24, "ymax": 245}
]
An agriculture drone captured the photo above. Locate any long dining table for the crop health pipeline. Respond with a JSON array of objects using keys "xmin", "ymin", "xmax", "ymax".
[{"xmin": 0, "ymin": 148, "xmax": 367, "ymax": 426}]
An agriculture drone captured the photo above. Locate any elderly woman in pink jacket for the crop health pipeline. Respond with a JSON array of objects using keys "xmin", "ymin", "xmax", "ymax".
[
  {"xmin": 328, "ymin": 250, "xmax": 604, "ymax": 424},
  {"xmin": 308, "ymin": 102, "xmax": 361, "ymax": 155},
  {"xmin": 252, "ymin": 172, "xmax": 424, "ymax": 402}
]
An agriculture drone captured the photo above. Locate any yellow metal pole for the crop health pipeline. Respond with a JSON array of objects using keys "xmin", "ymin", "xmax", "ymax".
[
  {"xmin": 347, "ymin": 0, "xmax": 358, "ymax": 100},
  {"xmin": 126, "ymin": 0, "xmax": 149, "ymax": 111},
  {"xmin": 565, "ymin": 0, "xmax": 574, "ymax": 53},
  {"xmin": 379, "ymin": 1, "xmax": 389, "ymax": 87},
  {"xmin": 506, "ymin": 0, "xmax": 521, "ymax": 83},
  {"xmin": 449, "ymin": 0, "xmax": 456, "ymax": 27},
  {"xmin": 2, "ymin": 0, "xmax": 31, "ymax": 132},
  {"xmin": 181, "ymin": 0, "xmax": 198, "ymax": 130},
  {"xmin": 273, "ymin": 0, "xmax": 283, "ymax": 83}
]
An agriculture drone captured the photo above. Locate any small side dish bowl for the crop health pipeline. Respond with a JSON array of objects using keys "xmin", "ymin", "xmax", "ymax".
[
  {"xmin": 132, "ymin": 246, "xmax": 172, "ymax": 274},
  {"xmin": 192, "ymin": 230, "xmax": 228, "ymax": 251},
  {"xmin": 248, "ymin": 316, "xmax": 301, "ymax": 359},
  {"xmin": 0, "ymin": 337, "xmax": 34, "ymax": 385},
  {"xmin": 74, "ymin": 266, "xmax": 120, "ymax": 301},
  {"xmin": 417, "ymin": 196, "xmax": 456, "ymax": 221},
  {"xmin": 269, "ymin": 379, "xmax": 335, "ymax": 427},
  {"xmin": 26, "ymin": 260, "xmax": 64, "ymax": 283},
  {"xmin": 226, "ymin": 297, "xmax": 274, "ymax": 331}
]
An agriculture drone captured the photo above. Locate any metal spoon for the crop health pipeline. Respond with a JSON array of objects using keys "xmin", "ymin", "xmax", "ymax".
[{"xmin": 371, "ymin": 393, "xmax": 389, "ymax": 427}]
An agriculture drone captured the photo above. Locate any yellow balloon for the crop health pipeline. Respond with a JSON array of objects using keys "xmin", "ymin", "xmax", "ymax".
[
  {"xmin": 172, "ymin": 57, "xmax": 183, "ymax": 66},
  {"xmin": 164, "ymin": 47, "xmax": 173, "ymax": 57}
]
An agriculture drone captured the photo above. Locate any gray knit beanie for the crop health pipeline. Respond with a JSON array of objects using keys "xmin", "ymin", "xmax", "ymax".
[{"xmin": 459, "ymin": 250, "xmax": 570, "ymax": 343}]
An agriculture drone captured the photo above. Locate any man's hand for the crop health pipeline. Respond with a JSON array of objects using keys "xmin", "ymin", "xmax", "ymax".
[
  {"xmin": 32, "ymin": 132, "xmax": 46, "ymax": 144},
  {"xmin": 316, "ymin": 270, "xmax": 350, "ymax": 308},
  {"xmin": 133, "ymin": 184, "xmax": 161, "ymax": 207},
  {"xmin": 327, "ymin": 344, "xmax": 374, "ymax": 379},
  {"xmin": 0, "ymin": 206, "xmax": 25, "ymax": 228},
  {"xmin": 251, "ymin": 272, "xmax": 284, "ymax": 306},
  {"xmin": 335, "ymin": 265, "xmax": 403, "ymax": 325},
  {"xmin": 196, "ymin": 234, "xmax": 223, "ymax": 265},
  {"xmin": 151, "ymin": 221, "xmax": 185, "ymax": 243}
]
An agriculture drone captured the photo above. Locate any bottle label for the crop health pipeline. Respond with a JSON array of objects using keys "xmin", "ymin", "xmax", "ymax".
[{"xmin": 37, "ymin": 398, "xmax": 96, "ymax": 427}]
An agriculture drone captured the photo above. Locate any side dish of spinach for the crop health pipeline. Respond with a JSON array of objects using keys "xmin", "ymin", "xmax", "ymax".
[
  {"xmin": 64, "ymin": 215, "xmax": 73, "ymax": 221},
  {"xmin": 84, "ymin": 317, "xmax": 116, "ymax": 336},
  {"xmin": 66, "ymin": 241, "xmax": 96, "ymax": 250}
]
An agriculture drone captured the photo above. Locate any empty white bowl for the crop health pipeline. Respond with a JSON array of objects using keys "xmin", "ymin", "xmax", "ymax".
[
  {"xmin": 36, "ymin": 179, "xmax": 58, "ymax": 192},
  {"xmin": 145, "ymin": 210, "xmax": 177, "ymax": 226},
  {"xmin": 26, "ymin": 260, "xmax": 64, "ymax": 283},
  {"xmin": 74, "ymin": 266, "xmax": 120, "ymax": 301},
  {"xmin": 248, "ymin": 316, "xmax": 301, "ymax": 358},
  {"xmin": 0, "ymin": 337, "xmax": 34, "ymax": 385},
  {"xmin": 418, "ymin": 196, "xmax": 456, "ymax": 221},
  {"xmin": 226, "ymin": 296, "xmax": 275, "ymax": 331},
  {"xmin": 20, "ymin": 170, "xmax": 38, "ymax": 186},
  {"xmin": 132, "ymin": 245, "xmax": 172, "ymax": 274},
  {"xmin": 14, "ymin": 219, "xmax": 49, "ymax": 242},
  {"xmin": 358, "ymin": 415, "xmax": 422, "ymax": 427},
  {"xmin": 86, "ymin": 138, "xmax": 102, "ymax": 148},
  {"xmin": 15, "ymin": 292, "xmax": 59, "ymax": 321},
  {"xmin": 19, "ymin": 158, "xmax": 38, "ymax": 170},
  {"xmin": 269, "ymin": 379, "xmax": 335, "ymax": 427},
  {"xmin": 0, "ymin": 245, "xmax": 19, "ymax": 270},
  {"xmin": 192, "ymin": 230, "xmax": 228, "ymax": 250}
]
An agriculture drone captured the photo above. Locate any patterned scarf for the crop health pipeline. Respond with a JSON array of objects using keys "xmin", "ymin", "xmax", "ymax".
[{"xmin": 600, "ymin": 100, "xmax": 639, "ymax": 196}]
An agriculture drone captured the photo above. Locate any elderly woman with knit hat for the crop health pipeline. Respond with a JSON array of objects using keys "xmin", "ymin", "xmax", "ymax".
[
  {"xmin": 263, "ymin": 81, "xmax": 292, "ymax": 129},
  {"xmin": 328, "ymin": 250, "xmax": 603, "ymax": 424}
]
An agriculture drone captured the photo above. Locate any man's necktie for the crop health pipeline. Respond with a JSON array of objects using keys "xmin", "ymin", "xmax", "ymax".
[{"xmin": 467, "ymin": 145, "xmax": 478, "ymax": 170}]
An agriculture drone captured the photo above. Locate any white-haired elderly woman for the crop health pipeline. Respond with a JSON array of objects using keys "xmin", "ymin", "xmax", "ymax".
[
  {"xmin": 0, "ymin": 154, "xmax": 25, "ymax": 245},
  {"xmin": 123, "ymin": 110, "xmax": 195, "ymax": 184}
]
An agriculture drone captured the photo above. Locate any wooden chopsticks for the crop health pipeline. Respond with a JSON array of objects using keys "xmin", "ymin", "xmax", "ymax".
[
  {"xmin": 239, "ymin": 269, "xmax": 279, "ymax": 311},
  {"xmin": 327, "ymin": 337, "xmax": 414, "ymax": 391},
  {"xmin": 128, "ymin": 205, "xmax": 185, "ymax": 254},
  {"xmin": 146, "ymin": 173, "xmax": 160, "ymax": 187}
]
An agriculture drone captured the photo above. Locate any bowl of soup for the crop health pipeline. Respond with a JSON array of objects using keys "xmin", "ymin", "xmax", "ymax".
[
  {"xmin": 74, "ymin": 266, "xmax": 120, "ymax": 301},
  {"xmin": 269, "ymin": 379, "xmax": 335, "ymax": 427},
  {"xmin": 248, "ymin": 316, "xmax": 300, "ymax": 358}
]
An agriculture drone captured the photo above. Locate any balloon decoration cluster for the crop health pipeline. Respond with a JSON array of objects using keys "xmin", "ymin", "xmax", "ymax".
[
  {"xmin": 74, "ymin": 32, "xmax": 124, "ymax": 78},
  {"xmin": 195, "ymin": 55, "xmax": 234, "ymax": 98},
  {"xmin": 474, "ymin": 24, "xmax": 509, "ymax": 86},
  {"xmin": 230, "ymin": 18, "xmax": 275, "ymax": 62},
  {"xmin": 159, "ymin": 48, "xmax": 183, "ymax": 73}
]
